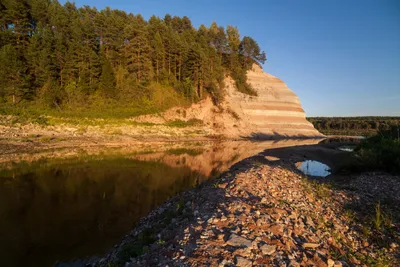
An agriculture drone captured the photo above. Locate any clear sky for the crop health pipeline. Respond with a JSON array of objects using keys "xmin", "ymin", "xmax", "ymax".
[{"xmin": 61, "ymin": 0, "xmax": 400, "ymax": 117}]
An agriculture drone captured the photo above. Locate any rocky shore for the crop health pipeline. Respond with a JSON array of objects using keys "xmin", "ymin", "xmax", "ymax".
[{"xmin": 95, "ymin": 151, "xmax": 399, "ymax": 266}]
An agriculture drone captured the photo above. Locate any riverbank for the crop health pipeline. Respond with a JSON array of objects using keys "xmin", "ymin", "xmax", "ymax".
[
  {"xmin": 0, "ymin": 113, "xmax": 325, "ymax": 158},
  {"xmin": 94, "ymin": 145, "xmax": 399, "ymax": 267}
]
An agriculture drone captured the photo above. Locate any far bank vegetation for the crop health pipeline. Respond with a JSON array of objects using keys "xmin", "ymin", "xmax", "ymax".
[{"xmin": 308, "ymin": 117, "xmax": 400, "ymax": 137}]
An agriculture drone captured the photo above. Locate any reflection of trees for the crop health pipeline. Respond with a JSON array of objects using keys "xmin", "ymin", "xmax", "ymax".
[{"xmin": 0, "ymin": 157, "xmax": 202, "ymax": 267}]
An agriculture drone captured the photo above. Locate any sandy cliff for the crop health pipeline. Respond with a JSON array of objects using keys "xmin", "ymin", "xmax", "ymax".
[
  {"xmin": 224, "ymin": 64, "xmax": 321, "ymax": 138},
  {"xmin": 135, "ymin": 64, "xmax": 322, "ymax": 139}
]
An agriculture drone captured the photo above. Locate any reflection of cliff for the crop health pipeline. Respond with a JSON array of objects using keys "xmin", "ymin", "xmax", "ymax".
[{"xmin": 132, "ymin": 139, "xmax": 322, "ymax": 177}]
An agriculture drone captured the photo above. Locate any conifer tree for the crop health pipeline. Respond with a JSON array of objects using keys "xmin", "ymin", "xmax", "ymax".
[
  {"xmin": 99, "ymin": 49, "xmax": 116, "ymax": 97},
  {"xmin": 0, "ymin": 1, "xmax": 267, "ymax": 107},
  {"xmin": 0, "ymin": 44, "xmax": 26, "ymax": 103},
  {"xmin": 124, "ymin": 15, "xmax": 152, "ymax": 83},
  {"xmin": 152, "ymin": 32, "xmax": 165, "ymax": 83}
]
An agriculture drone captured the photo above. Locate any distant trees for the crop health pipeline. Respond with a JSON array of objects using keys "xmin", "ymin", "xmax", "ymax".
[
  {"xmin": 308, "ymin": 117, "xmax": 400, "ymax": 136},
  {"xmin": 0, "ymin": 0, "xmax": 267, "ymax": 111}
]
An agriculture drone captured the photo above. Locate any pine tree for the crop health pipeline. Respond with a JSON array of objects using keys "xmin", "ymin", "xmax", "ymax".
[
  {"xmin": 226, "ymin": 25, "xmax": 241, "ymax": 70},
  {"xmin": 0, "ymin": 44, "xmax": 26, "ymax": 103},
  {"xmin": 239, "ymin": 36, "xmax": 266, "ymax": 68},
  {"xmin": 124, "ymin": 15, "xmax": 153, "ymax": 83},
  {"xmin": 26, "ymin": 25, "xmax": 57, "ymax": 90},
  {"xmin": 152, "ymin": 32, "xmax": 165, "ymax": 82},
  {"xmin": 99, "ymin": 49, "xmax": 116, "ymax": 97}
]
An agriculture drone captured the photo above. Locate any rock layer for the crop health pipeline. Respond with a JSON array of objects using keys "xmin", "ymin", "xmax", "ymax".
[
  {"xmin": 223, "ymin": 64, "xmax": 321, "ymax": 138},
  {"xmin": 134, "ymin": 64, "xmax": 322, "ymax": 139}
]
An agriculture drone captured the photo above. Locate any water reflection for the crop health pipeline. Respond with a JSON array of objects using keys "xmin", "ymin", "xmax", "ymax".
[
  {"xmin": 296, "ymin": 160, "xmax": 331, "ymax": 177},
  {"xmin": 337, "ymin": 146, "xmax": 355, "ymax": 152},
  {"xmin": 0, "ymin": 139, "xmax": 321, "ymax": 267},
  {"xmin": 0, "ymin": 157, "xmax": 202, "ymax": 267}
]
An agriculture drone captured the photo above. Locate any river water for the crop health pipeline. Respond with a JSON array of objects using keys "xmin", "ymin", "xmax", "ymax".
[{"xmin": 0, "ymin": 139, "xmax": 322, "ymax": 267}]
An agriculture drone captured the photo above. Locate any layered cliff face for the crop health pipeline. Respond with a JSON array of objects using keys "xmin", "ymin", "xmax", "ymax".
[
  {"xmin": 222, "ymin": 64, "xmax": 322, "ymax": 138},
  {"xmin": 134, "ymin": 64, "xmax": 322, "ymax": 139}
]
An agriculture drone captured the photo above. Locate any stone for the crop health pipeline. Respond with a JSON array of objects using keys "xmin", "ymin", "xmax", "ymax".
[
  {"xmin": 260, "ymin": 244, "xmax": 276, "ymax": 255},
  {"xmin": 226, "ymin": 234, "xmax": 252, "ymax": 248},
  {"xmin": 235, "ymin": 256, "xmax": 253, "ymax": 267},
  {"xmin": 269, "ymin": 224, "xmax": 284, "ymax": 235},
  {"xmin": 219, "ymin": 259, "xmax": 231, "ymax": 267},
  {"xmin": 302, "ymin": 243, "xmax": 320, "ymax": 249}
]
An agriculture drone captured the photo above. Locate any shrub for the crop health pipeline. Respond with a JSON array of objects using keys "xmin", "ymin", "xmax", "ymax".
[{"xmin": 350, "ymin": 127, "xmax": 400, "ymax": 174}]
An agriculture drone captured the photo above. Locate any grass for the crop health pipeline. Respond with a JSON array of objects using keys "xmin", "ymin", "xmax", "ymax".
[
  {"xmin": 0, "ymin": 111, "xmax": 158, "ymax": 128},
  {"xmin": 301, "ymin": 178, "xmax": 332, "ymax": 199},
  {"xmin": 0, "ymin": 84, "xmax": 192, "ymax": 120},
  {"xmin": 0, "ymin": 97, "xmax": 186, "ymax": 128},
  {"xmin": 372, "ymin": 202, "xmax": 393, "ymax": 231},
  {"xmin": 164, "ymin": 119, "xmax": 203, "ymax": 128},
  {"xmin": 0, "ymin": 104, "xmax": 207, "ymax": 132}
]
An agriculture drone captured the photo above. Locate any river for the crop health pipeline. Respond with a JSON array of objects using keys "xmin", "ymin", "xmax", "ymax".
[{"xmin": 0, "ymin": 139, "xmax": 323, "ymax": 267}]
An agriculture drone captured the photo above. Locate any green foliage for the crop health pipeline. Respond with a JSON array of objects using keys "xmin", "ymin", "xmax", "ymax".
[
  {"xmin": 372, "ymin": 202, "xmax": 393, "ymax": 231},
  {"xmin": 308, "ymin": 117, "xmax": 400, "ymax": 136},
  {"xmin": 0, "ymin": 1, "xmax": 267, "ymax": 114},
  {"xmin": 356, "ymin": 138, "xmax": 400, "ymax": 174},
  {"xmin": 99, "ymin": 54, "xmax": 116, "ymax": 97},
  {"xmin": 231, "ymin": 68, "xmax": 257, "ymax": 96},
  {"xmin": 339, "ymin": 127, "xmax": 400, "ymax": 174},
  {"xmin": 0, "ymin": 44, "xmax": 27, "ymax": 102},
  {"xmin": 164, "ymin": 118, "xmax": 203, "ymax": 128},
  {"xmin": 239, "ymin": 36, "xmax": 266, "ymax": 68}
]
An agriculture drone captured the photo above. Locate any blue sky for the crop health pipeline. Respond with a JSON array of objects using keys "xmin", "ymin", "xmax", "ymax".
[{"xmin": 61, "ymin": 0, "xmax": 400, "ymax": 117}]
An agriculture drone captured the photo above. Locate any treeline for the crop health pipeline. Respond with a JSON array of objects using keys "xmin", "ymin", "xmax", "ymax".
[
  {"xmin": 0, "ymin": 0, "xmax": 266, "ymax": 114},
  {"xmin": 308, "ymin": 117, "xmax": 400, "ymax": 136}
]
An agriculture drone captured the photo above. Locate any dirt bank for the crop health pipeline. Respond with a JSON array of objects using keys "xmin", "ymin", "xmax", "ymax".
[{"xmin": 0, "ymin": 112, "xmax": 323, "ymax": 159}]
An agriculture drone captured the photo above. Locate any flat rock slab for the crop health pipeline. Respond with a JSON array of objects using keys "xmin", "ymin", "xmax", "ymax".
[
  {"xmin": 235, "ymin": 256, "xmax": 253, "ymax": 267},
  {"xmin": 226, "ymin": 234, "xmax": 252, "ymax": 248},
  {"xmin": 261, "ymin": 244, "xmax": 276, "ymax": 255}
]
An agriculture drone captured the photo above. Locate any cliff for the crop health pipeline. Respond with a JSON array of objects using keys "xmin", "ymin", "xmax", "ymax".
[
  {"xmin": 135, "ymin": 64, "xmax": 323, "ymax": 139},
  {"xmin": 223, "ymin": 64, "xmax": 322, "ymax": 138}
]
